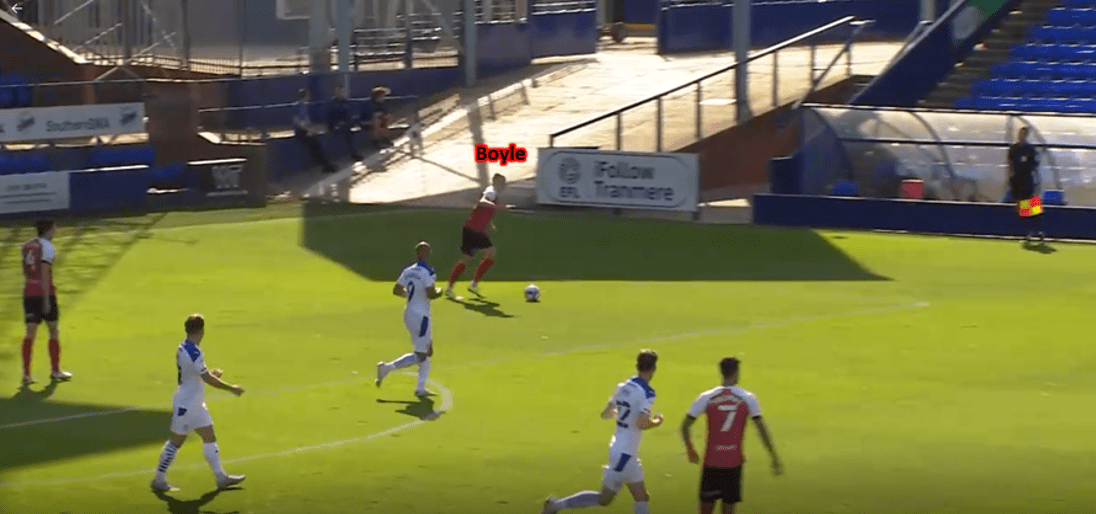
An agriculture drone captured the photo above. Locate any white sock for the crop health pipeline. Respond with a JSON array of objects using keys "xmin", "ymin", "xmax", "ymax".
[
  {"xmin": 558, "ymin": 491, "xmax": 601, "ymax": 509},
  {"xmin": 391, "ymin": 353, "xmax": 417, "ymax": 370},
  {"xmin": 154, "ymin": 441, "xmax": 179, "ymax": 480},
  {"xmin": 634, "ymin": 501, "xmax": 650, "ymax": 514},
  {"xmin": 202, "ymin": 442, "xmax": 226, "ymax": 478},
  {"xmin": 416, "ymin": 357, "xmax": 431, "ymax": 391}
]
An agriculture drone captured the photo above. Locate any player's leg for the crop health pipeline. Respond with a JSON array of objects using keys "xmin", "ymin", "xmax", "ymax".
[
  {"xmin": 152, "ymin": 409, "xmax": 193, "ymax": 491},
  {"xmin": 46, "ymin": 296, "xmax": 70, "ymax": 380},
  {"xmin": 447, "ymin": 229, "xmax": 476, "ymax": 296},
  {"xmin": 544, "ymin": 485, "xmax": 616, "ymax": 513},
  {"xmin": 622, "ymin": 457, "xmax": 650, "ymax": 513},
  {"xmin": 195, "ymin": 419, "xmax": 245, "ymax": 489},
  {"xmin": 21, "ymin": 296, "xmax": 41, "ymax": 385},
  {"xmin": 377, "ymin": 314, "xmax": 430, "ymax": 387},
  {"xmin": 468, "ymin": 245, "xmax": 496, "ymax": 293},
  {"xmin": 415, "ymin": 342, "xmax": 434, "ymax": 397},
  {"xmin": 699, "ymin": 465, "xmax": 719, "ymax": 514}
]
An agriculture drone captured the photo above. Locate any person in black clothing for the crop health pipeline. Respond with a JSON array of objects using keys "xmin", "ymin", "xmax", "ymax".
[
  {"xmin": 294, "ymin": 88, "xmax": 336, "ymax": 173},
  {"xmin": 328, "ymin": 85, "xmax": 362, "ymax": 162},
  {"xmin": 361, "ymin": 85, "xmax": 393, "ymax": 148},
  {"xmin": 1007, "ymin": 126, "xmax": 1045, "ymax": 244}
]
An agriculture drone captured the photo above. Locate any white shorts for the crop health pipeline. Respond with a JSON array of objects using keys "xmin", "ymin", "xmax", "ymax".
[
  {"xmin": 403, "ymin": 310, "xmax": 432, "ymax": 354},
  {"xmin": 601, "ymin": 449, "xmax": 644, "ymax": 491},
  {"xmin": 170, "ymin": 402, "xmax": 213, "ymax": 435}
]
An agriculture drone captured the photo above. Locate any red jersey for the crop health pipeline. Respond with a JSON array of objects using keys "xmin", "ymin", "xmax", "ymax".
[
  {"xmin": 687, "ymin": 385, "xmax": 762, "ymax": 468},
  {"xmin": 22, "ymin": 237, "xmax": 57, "ymax": 297},
  {"xmin": 463, "ymin": 186, "xmax": 499, "ymax": 232}
]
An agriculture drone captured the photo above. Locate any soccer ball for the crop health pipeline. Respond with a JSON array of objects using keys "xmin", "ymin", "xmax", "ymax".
[{"xmin": 524, "ymin": 284, "xmax": 541, "ymax": 302}]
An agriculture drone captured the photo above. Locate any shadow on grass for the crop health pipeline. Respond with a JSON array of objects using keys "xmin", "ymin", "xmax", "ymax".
[
  {"xmin": 0, "ymin": 381, "xmax": 170, "ymax": 472},
  {"xmin": 445, "ymin": 296, "xmax": 514, "ymax": 318},
  {"xmin": 0, "ymin": 213, "xmax": 169, "ymax": 370},
  {"xmin": 299, "ymin": 201, "xmax": 890, "ymax": 282},
  {"xmin": 154, "ymin": 488, "xmax": 240, "ymax": 514},
  {"xmin": 377, "ymin": 396, "xmax": 437, "ymax": 420}
]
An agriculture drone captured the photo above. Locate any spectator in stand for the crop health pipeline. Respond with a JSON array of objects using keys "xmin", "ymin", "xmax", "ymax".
[
  {"xmin": 328, "ymin": 85, "xmax": 362, "ymax": 162},
  {"xmin": 361, "ymin": 85, "xmax": 394, "ymax": 148},
  {"xmin": 294, "ymin": 88, "xmax": 335, "ymax": 174}
]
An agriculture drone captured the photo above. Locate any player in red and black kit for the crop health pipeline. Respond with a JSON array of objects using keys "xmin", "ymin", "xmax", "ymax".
[
  {"xmin": 21, "ymin": 219, "xmax": 72, "ymax": 386},
  {"xmin": 445, "ymin": 173, "xmax": 507, "ymax": 298},
  {"xmin": 681, "ymin": 358, "xmax": 781, "ymax": 514}
]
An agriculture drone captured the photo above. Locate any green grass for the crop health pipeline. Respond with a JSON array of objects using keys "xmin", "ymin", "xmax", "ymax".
[{"xmin": 1, "ymin": 204, "xmax": 1095, "ymax": 514}]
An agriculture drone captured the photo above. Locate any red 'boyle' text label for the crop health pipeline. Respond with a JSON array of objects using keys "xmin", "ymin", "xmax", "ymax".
[{"xmin": 475, "ymin": 144, "xmax": 528, "ymax": 166}]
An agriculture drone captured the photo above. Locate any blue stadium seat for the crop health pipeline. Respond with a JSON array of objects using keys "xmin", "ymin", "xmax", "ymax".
[
  {"xmin": 89, "ymin": 145, "xmax": 156, "ymax": 168},
  {"xmin": 1043, "ymin": 189, "xmax": 1067, "ymax": 205},
  {"xmin": 954, "ymin": 97, "xmax": 975, "ymax": 109},
  {"xmin": 149, "ymin": 163, "xmax": 185, "ymax": 183},
  {"xmin": 9, "ymin": 74, "xmax": 31, "ymax": 107},
  {"xmin": 1002, "ymin": 190, "xmax": 1013, "ymax": 203},
  {"xmin": 831, "ymin": 180, "xmax": 859, "ymax": 197},
  {"xmin": 0, "ymin": 77, "xmax": 15, "ymax": 109},
  {"xmin": 1048, "ymin": 8, "xmax": 1096, "ymax": 26},
  {"xmin": 0, "ymin": 154, "xmax": 50, "ymax": 174},
  {"xmin": 1065, "ymin": 0, "xmax": 1096, "ymax": 9}
]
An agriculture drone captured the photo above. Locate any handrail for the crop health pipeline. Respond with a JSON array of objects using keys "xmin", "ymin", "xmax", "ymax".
[
  {"xmin": 790, "ymin": 19, "xmax": 872, "ymax": 111},
  {"xmin": 802, "ymin": 101, "xmax": 1096, "ymax": 119},
  {"xmin": 548, "ymin": 15, "xmax": 858, "ymax": 145},
  {"xmin": 196, "ymin": 95, "xmax": 418, "ymax": 114}
]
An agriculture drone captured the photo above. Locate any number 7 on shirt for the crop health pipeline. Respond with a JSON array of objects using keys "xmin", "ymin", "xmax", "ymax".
[{"xmin": 719, "ymin": 403, "xmax": 739, "ymax": 432}]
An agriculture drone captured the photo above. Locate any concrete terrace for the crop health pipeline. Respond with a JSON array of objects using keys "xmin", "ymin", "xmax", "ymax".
[{"xmin": 304, "ymin": 39, "xmax": 903, "ymax": 214}]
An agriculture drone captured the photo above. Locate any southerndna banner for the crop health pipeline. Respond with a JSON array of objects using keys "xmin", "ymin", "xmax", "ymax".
[{"xmin": 0, "ymin": 103, "xmax": 145, "ymax": 143}]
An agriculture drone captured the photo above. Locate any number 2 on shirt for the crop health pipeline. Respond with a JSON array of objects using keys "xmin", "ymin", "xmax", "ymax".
[
  {"xmin": 718, "ymin": 403, "xmax": 739, "ymax": 432},
  {"xmin": 615, "ymin": 400, "xmax": 631, "ymax": 428}
]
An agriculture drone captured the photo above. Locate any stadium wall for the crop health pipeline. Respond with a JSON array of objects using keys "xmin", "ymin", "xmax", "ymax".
[
  {"xmin": 852, "ymin": 0, "xmax": 1021, "ymax": 107},
  {"xmin": 752, "ymin": 193, "xmax": 1096, "ymax": 240},
  {"xmin": 678, "ymin": 79, "xmax": 854, "ymax": 198}
]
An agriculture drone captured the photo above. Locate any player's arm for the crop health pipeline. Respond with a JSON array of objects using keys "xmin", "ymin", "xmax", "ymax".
[
  {"xmin": 636, "ymin": 411, "xmax": 664, "ymax": 430},
  {"xmin": 752, "ymin": 416, "xmax": 783, "ymax": 475},
  {"xmin": 681, "ymin": 415, "xmax": 700, "ymax": 463},
  {"xmin": 600, "ymin": 401, "xmax": 617, "ymax": 420},
  {"xmin": 426, "ymin": 286, "xmax": 443, "ymax": 299},
  {"xmin": 200, "ymin": 369, "xmax": 244, "ymax": 396},
  {"xmin": 38, "ymin": 260, "xmax": 52, "ymax": 313},
  {"xmin": 393, "ymin": 282, "xmax": 407, "ymax": 297}
]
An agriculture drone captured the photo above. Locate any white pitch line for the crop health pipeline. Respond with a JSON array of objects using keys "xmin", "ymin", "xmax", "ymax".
[
  {"xmin": 0, "ymin": 299, "xmax": 928, "ymax": 432},
  {"xmin": 0, "ymin": 299, "xmax": 930, "ymax": 488},
  {"xmin": 0, "ymin": 374, "xmax": 453, "ymax": 488},
  {"xmin": 446, "ymin": 300, "xmax": 930, "ymax": 370}
]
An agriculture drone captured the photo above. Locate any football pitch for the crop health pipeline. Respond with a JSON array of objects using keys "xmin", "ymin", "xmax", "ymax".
[{"xmin": 1, "ymin": 202, "xmax": 1095, "ymax": 514}]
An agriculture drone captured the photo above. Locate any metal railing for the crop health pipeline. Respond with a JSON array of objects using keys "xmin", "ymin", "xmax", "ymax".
[
  {"xmin": 196, "ymin": 95, "xmax": 422, "ymax": 142},
  {"xmin": 548, "ymin": 16, "xmax": 871, "ymax": 152}
]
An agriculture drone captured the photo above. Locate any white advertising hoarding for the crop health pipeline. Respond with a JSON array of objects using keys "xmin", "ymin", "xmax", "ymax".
[
  {"xmin": 537, "ymin": 148, "xmax": 700, "ymax": 211},
  {"xmin": 0, "ymin": 103, "xmax": 145, "ymax": 143},
  {"xmin": 0, "ymin": 171, "xmax": 70, "ymax": 214}
]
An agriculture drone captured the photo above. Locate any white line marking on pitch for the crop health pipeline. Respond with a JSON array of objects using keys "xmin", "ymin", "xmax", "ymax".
[
  {"xmin": 0, "ymin": 300, "xmax": 927, "ymax": 432},
  {"xmin": 0, "ymin": 300, "xmax": 930, "ymax": 487},
  {"xmin": 0, "ymin": 375, "xmax": 453, "ymax": 488}
]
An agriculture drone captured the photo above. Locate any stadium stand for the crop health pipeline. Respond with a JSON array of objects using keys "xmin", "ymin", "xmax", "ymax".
[{"xmin": 957, "ymin": 0, "xmax": 1096, "ymax": 112}]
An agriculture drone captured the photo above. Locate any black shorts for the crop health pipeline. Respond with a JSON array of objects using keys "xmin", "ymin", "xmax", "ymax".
[
  {"xmin": 700, "ymin": 465, "xmax": 743, "ymax": 504},
  {"xmin": 460, "ymin": 226, "xmax": 493, "ymax": 256},
  {"xmin": 24, "ymin": 295, "xmax": 59, "ymax": 324}
]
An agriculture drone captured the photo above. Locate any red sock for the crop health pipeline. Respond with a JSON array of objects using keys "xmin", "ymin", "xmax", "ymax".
[
  {"xmin": 448, "ymin": 262, "xmax": 467, "ymax": 287},
  {"xmin": 21, "ymin": 338, "xmax": 33, "ymax": 376},
  {"xmin": 472, "ymin": 259, "xmax": 494, "ymax": 283},
  {"xmin": 48, "ymin": 339, "xmax": 61, "ymax": 373}
]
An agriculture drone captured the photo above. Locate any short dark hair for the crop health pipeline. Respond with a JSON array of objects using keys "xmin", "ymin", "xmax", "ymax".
[
  {"xmin": 184, "ymin": 313, "xmax": 205, "ymax": 335},
  {"xmin": 35, "ymin": 219, "xmax": 54, "ymax": 237},
  {"xmin": 636, "ymin": 349, "xmax": 658, "ymax": 372},
  {"xmin": 720, "ymin": 357, "xmax": 740, "ymax": 377}
]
